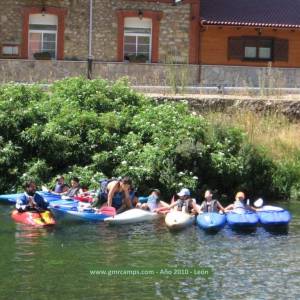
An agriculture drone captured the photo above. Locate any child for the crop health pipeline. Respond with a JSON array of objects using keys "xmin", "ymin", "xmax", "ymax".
[
  {"xmin": 169, "ymin": 188, "xmax": 199, "ymax": 214},
  {"xmin": 198, "ymin": 190, "xmax": 225, "ymax": 213},
  {"xmin": 136, "ymin": 189, "xmax": 169, "ymax": 212}
]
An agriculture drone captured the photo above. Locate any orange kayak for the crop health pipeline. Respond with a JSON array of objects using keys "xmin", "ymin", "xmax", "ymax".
[{"xmin": 11, "ymin": 210, "xmax": 56, "ymax": 227}]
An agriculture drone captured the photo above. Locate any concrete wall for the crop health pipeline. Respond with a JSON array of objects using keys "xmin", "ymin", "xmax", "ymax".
[
  {"xmin": 2, "ymin": 59, "xmax": 300, "ymax": 88},
  {"xmin": 0, "ymin": 59, "xmax": 200, "ymax": 85}
]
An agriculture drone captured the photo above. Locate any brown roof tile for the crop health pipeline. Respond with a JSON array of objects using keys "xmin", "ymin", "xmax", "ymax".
[{"xmin": 201, "ymin": 0, "xmax": 300, "ymax": 28}]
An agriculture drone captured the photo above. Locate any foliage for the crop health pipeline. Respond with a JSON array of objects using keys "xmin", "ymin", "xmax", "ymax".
[{"xmin": 0, "ymin": 77, "xmax": 299, "ymax": 200}]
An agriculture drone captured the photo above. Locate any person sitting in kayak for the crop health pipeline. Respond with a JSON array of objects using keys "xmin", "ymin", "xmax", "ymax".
[
  {"xmin": 16, "ymin": 181, "xmax": 49, "ymax": 212},
  {"xmin": 198, "ymin": 190, "xmax": 225, "ymax": 214},
  {"xmin": 169, "ymin": 188, "xmax": 199, "ymax": 214},
  {"xmin": 136, "ymin": 189, "xmax": 169, "ymax": 212},
  {"xmin": 51, "ymin": 175, "xmax": 67, "ymax": 194},
  {"xmin": 225, "ymin": 191, "xmax": 256, "ymax": 213},
  {"xmin": 94, "ymin": 177, "xmax": 136, "ymax": 213},
  {"xmin": 64, "ymin": 177, "xmax": 82, "ymax": 197}
]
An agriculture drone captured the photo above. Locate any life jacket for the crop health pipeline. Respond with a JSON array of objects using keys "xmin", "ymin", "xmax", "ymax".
[
  {"xmin": 176, "ymin": 199, "xmax": 193, "ymax": 213},
  {"xmin": 201, "ymin": 200, "xmax": 218, "ymax": 213},
  {"xmin": 97, "ymin": 179, "xmax": 135, "ymax": 209},
  {"xmin": 233, "ymin": 199, "xmax": 247, "ymax": 213}
]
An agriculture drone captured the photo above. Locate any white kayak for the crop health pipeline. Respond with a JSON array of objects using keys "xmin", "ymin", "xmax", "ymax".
[
  {"xmin": 165, "ymin": 211, "xmax": 195, "ymax": 230},
  {"xmin": 104, "ymin": 208, "xmax": 159, "ymax": 225}
]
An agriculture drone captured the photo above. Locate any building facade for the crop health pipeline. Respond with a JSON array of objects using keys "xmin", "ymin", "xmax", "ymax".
[
  {"xmin": 0, "ymin": 0, "xmax": 200, "ymax": 64},
  {"xmin": 200, "ymin": 0, "xmax": 300, "ymax": 68},
  {"xmin": 1, "ymin": 0, "xmax": 300, "ymax": 86}
]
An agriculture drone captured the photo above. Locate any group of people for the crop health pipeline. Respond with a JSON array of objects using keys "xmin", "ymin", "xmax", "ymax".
[{"xmin": 16, "ymin": 175, "xmax": 257, "ymax": 216}]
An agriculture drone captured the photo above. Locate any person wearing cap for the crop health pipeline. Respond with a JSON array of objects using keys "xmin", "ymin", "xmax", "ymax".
[
  {"xmin": 225, "ymin": 191, "xmax": 256, "ymax": 213},
  {"xmin": 198, "ymin": 190, "xmax": 225, "ymax": 214},
  {"xmin": 136, "ymin": 189, "xmax": 169, "ymax": 212},
  {"xmin": 169, "ymin": 188, "xmax": 199, "ymax": 214}
]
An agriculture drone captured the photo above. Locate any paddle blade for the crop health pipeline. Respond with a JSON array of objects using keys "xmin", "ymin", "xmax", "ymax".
[
  {"xmin": 41, "ymin": 185, "xmax": 48, "ymax": 192},
  {"xmin": 99, "ymin": 206, "xmax": 116, "ymax": 216}
]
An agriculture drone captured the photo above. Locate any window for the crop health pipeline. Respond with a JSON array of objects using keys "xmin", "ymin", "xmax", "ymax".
[
  {"xmin": 244, "ymin": 38, "xmax": 272, "ymax": 60},
  {"xmin": 29, "ymin": 14, "xmax": 58, "ymax": 59},
  {"xmin": 2, "ymin": 45, "xmax": 19, "ymax": 56},
  {"xmin": 228, "ymin": 37, "xmax": 288, "ymax": 62},
  {"xmin": 124, "ymin": 17, "xmax": 152, "ymax": 62}
]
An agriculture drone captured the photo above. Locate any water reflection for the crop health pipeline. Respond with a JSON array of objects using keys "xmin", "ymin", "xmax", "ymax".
[{"xmin": 0, "ymin": 202, "xmax": 299, "ymax": 299}]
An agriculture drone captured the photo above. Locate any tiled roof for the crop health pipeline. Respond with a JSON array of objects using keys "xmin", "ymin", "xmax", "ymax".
[{"xmin": 201, "ymin": 0, "xmax": 300, "ymax": 29}]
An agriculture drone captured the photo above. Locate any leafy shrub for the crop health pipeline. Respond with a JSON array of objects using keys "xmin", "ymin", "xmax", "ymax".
[{"xmin": 0, "ymin": 77, "xmax": 298, "ymax": 201}]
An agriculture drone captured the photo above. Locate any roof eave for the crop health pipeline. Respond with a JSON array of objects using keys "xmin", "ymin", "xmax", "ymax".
[{"xmin": 201, "ymin": 20, "xmax": 300, "ymax": 29}]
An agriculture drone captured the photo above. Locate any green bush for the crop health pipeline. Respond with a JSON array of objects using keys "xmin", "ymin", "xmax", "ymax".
[{"xmin": 0, "ymin": 77, "xmax": 299, "ymax": 201}]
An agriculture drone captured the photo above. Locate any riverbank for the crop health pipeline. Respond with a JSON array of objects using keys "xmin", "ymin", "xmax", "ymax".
[
  {"xmin": 147, "ymin": 93, "xmax": 300, "ymax": 120},
  {"xmin": 1, "ymin": 77, "xmax": 299, "ymax": 201}
]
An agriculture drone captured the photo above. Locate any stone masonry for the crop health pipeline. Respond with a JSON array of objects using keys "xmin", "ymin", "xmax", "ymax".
[{"xmin": 0, "ymin": 0, "xmax": 191, "ymax": 62}]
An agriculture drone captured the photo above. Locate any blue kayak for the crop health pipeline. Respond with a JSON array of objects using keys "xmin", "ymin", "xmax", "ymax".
[
  {"xmin": 49, "ymin": 199, "xmax": 78, "ymax": 209},
  {"xmin": 257, "ymin": 206, "xmax": 291, "ymax": 230},
  {"xmin": 49, "ymin": 202, "xmax": 110, "ymax": 222},
  {"xmin": 0, "ymin": 191, "xmax": 61, "ymax": 204},
  {"xmin": 226, "ymin": 211, "xmax": 259, "ymax": 232},
  {"xmin": 196, "ymin": 213, "xmax": 226, "ymax": 232}
]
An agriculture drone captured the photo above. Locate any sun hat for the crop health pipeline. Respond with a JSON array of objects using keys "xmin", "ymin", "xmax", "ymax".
[{"xmin": 177, "ymin": 188, "xmax": 190, "ymax": 197}]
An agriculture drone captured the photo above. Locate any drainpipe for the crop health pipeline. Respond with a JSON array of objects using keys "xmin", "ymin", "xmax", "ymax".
[{"xmin": 87, "ymin": 0, "xmax": 93, "ymax": 79}]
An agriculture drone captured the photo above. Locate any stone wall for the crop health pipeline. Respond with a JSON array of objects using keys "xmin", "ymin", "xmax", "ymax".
[
  {"xmin": 0, "ymin": 0, "xmax": 191, "ymax": 62},
  {"xmin": 0, "ymin": 59, "xmax": 200, "ymax": 85},
  {"xmin": 152, "ymin": 95, "xmax": 300, "ymax": 120},
  {"xmin": 200, "ymin": 65, "xmax": 300, "ymax": 88}
]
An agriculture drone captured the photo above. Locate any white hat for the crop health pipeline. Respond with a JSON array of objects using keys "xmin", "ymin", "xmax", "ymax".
[
  {"xmin": 177, "ymin": 188, "xmax": 190, "ymax": 197},
  {"xmin": 254, "ymin": 198, "xmax": 264, "ymax": 208}
]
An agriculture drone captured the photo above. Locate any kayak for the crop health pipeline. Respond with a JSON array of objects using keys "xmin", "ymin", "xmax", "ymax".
[
  {"xmin": 49, "ymin": 199, "xmax": 79, "ymax": 209},
  {"xmin": 257, "ymin": 206, "xmax": 291, "ymax": 230},
  {"xmin": 49, "ymin": 204, "xmax": 112, "ymax": 222},
  {"xmin": 196, "ymin": 213, "xmax": 226, "ymax": 232},
  {"xmin": 165, "ymin": 211, "xmax": 195, "ymax": 230},
  {"xmin": 11, "ymin": 210, "xmax": 56, "ymax": 227},
  {"xmin": 105, "ymin": 208, "xmax": 159, "ymax": 225},
  {"xmin": 226, "ymin": 211, "xmax": 259, "ymax": 232},
  {"xmin": 0, "ymin": 192, "xmax": 61, "ymax": 204}
]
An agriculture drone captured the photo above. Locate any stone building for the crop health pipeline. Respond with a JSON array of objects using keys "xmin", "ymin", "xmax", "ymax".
[
  {"xmin": 2, "ymin": 0, "xmax": 300, "ymax": 87},
  {"xmin": 0, "ymin": 0, "xmax": 199, "ymax": 64}
]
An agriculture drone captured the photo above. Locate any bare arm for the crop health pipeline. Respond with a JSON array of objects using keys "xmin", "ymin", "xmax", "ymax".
[
  {"xmin": 217, "ymin": 201, "xmax": 225, "ymax": 212},
  {"xmin": 159, "ymin": 201, "xmax": 170, "ymax": 208},
  {"xmin": 107, "ymin": 182, "xmax": 119, "ymax": 207},
  {"xmin": 168, "ymin": 202, "xmax": 178, "ymax": 209},
  {"xmin": 224, "ymin": 204, "xmax": 234, "ymax": 212}
]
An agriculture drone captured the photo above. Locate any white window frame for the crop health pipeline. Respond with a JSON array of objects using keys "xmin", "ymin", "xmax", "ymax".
[
  {"xmin": 124, "ymin": 18, "xmax": 152, "ymax": 62},
  {"xmin": 28, "ymin": 14, "xmax": 58, "ymax": 60},
  {"xmin": 124, "ymin": 32, "xmax": 152, "ymax": 62},
  {"xmin": 28, "ymin": 29, "xmax": 57, "ymax": 59}
]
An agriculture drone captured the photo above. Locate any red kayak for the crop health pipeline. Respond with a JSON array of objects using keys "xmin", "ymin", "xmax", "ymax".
[{"xmin": 11, "ymin": 210, "xmax": 56, "ymax": 227}]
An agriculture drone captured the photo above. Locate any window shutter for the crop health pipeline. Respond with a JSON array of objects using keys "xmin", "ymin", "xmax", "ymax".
[
  {"xmin": 273, "ymin": 39, "xmax": 288, "ymax": 61},
  {"xmin": 228, "ymin": 37, "xmax": 244, "ymax": 60}
]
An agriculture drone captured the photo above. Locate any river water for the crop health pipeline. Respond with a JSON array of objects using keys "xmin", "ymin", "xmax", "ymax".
[{"xmin": 0, "ymin": 201, "xmax": 299, "ymax": 300}]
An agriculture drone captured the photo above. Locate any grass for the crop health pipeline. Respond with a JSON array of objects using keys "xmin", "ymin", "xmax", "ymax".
[{"xmin": 205, "ymin": 110, "xmax": 300, "ymax": 161}]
